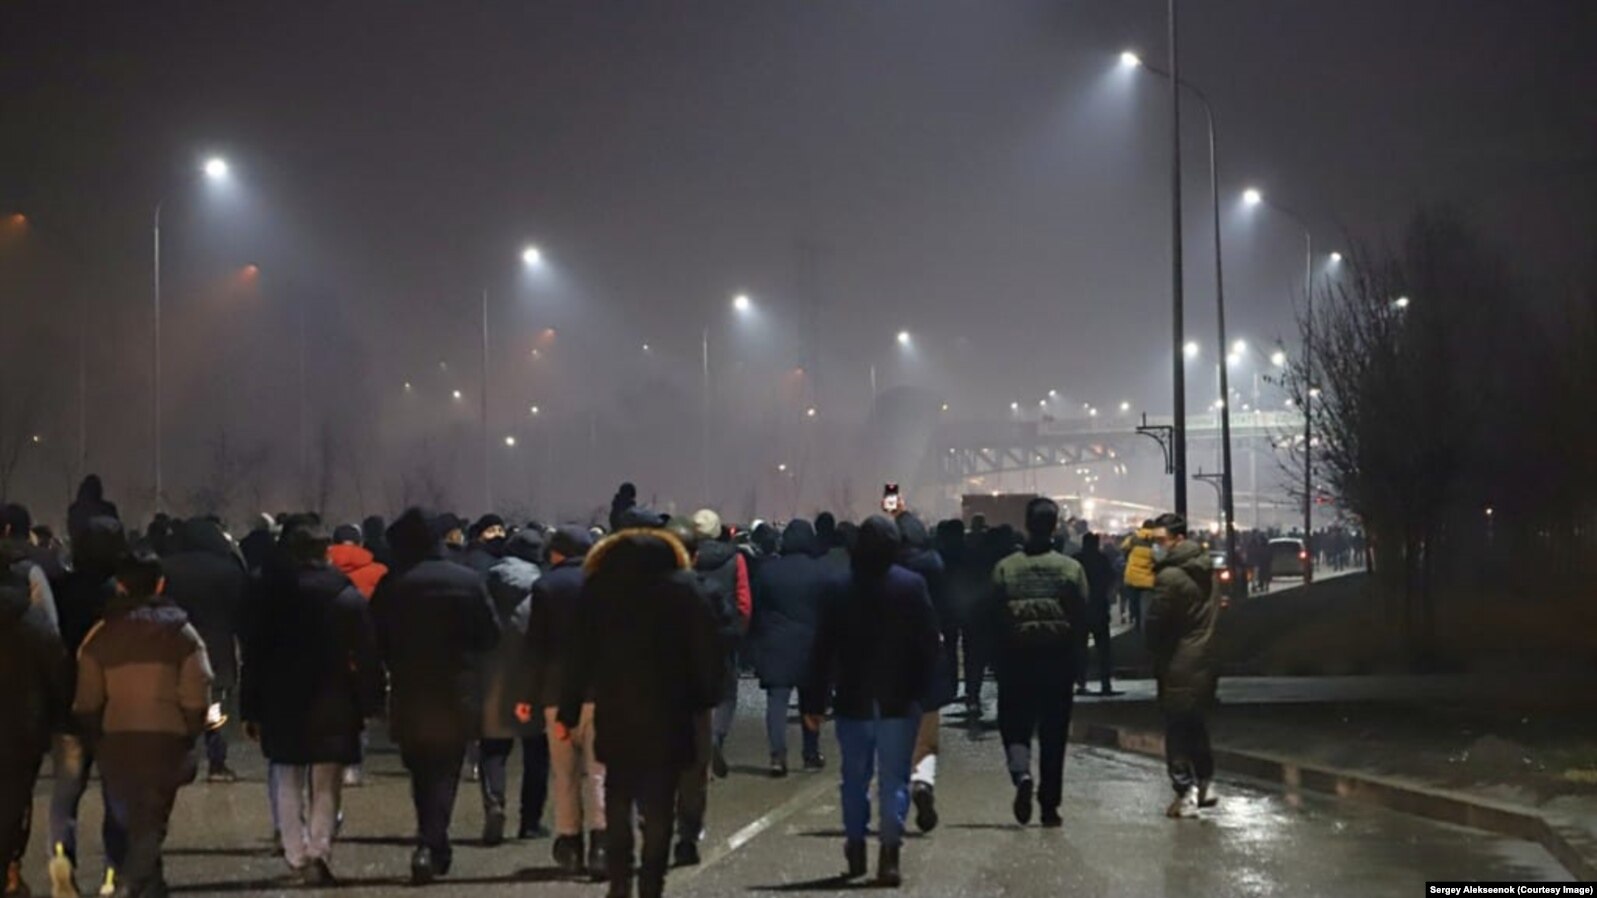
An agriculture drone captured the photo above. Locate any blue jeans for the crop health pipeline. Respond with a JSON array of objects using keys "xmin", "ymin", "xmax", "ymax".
[
  {"xmin": 835, "ymin": 707, "xmax": 919, "ymax": 847},
  {"xmin": 764, "ymin": 687, "xmax": 821, "ymax": 761},
  {"xmin": 49, "ymin": 732, "xmax": 127, "ymax": 866}
]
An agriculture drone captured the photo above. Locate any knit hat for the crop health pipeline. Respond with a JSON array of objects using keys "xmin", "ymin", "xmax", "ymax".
[
  {"xmin": 548, "ymin": 525, "xmax": 594, "ymax": 560},
  {"xmin": 690, "ymin": 508, "xmax": 722, "ymax": 542},
  {"xmin": 332, "ymin": 524, "xmax": 363, "ymax": 545}
]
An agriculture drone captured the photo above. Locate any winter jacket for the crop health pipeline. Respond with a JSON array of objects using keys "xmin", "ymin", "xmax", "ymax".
[
  {"xmin": 240, "ymin": 565, "xmax": 380, "ymax": 765},
  {"xmin": 457, "ymin": 540, "xmax": 503, "ymax": 578},
  {"xmin": 523, "ymin": 557, "xmax": 587, "ymax": 709},
  {"xmin": 558, "ymin": 530, "xmax": 720, "ymax": 772},
  {"xmin": 5, "ymin": 538, "xmax": 59, "ymax": 635},
  {"xmin": 750, "ymin": 520, "xmax": 836, "ymax": 689},
  {"xmin": 1074, "ymin": 542, "xmax": 1117, "ymax": 625},
  {"xmin": 1145, "ymin": 539, "xmax": 1220, "ymax": 713},
  {"xmin": 0, "ymin": 565, "xmax": 67, "ymax": 765},
  {"xmin": 1121, "ymin": 528, "xmax": 1157, "ymax": 590},
  {"xmin": 328, "ymin": 543, "xmax": 388, "ymax": 599},
  {"xmin": 162, "ymin": 519, "xmax": 248, "ymax": 692},
  {"xmin": 371, "ymin": 551, "xmax": 498, "ymax": 751},
  {"xmin": 694, "ymin": 540, "xmax": 750, "ymax": 641},
  {"xmin": 897, "ymin": 514, "xmax": 954, "ymax": 707},
  {"xmin": 804, "ymin": 519, "xmax": 940, "ymax": 721},
  {"xmin": 990, "ymin": 540, "xmax": 1088, "ymax": 672},
  {"xmin": 482, "ymin": 555, "xmax": 540, "ymax": 739},
  {"xmin": 73, "ymin": 595, "xmax": 213, "ymax": 740},
  {"xmin": 67, "ymin": 475, "xmax": 119, "ymax": 546}
]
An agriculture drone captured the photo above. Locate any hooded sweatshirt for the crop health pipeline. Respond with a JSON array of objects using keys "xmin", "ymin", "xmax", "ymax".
[
  {"xmin": 328, "ymin": 543, "xmax": 389, "ymax": 599},
  {"xmin": 74, "ymin": 594, "xmax": 213, "ymax": 739}
]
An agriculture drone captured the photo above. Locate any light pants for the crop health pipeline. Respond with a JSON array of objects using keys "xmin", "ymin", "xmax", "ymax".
[
  {"xmin": 545, "ymin": 704, "xmax": 605, "ymax": 836},
  {"xmin": 911, "ymin": 710, "xmax": 940, "ymax": 787},
  {"xmin": 836, "ymin": 705, "xmax": 919, "ymax": 848},
  {"xmin": 270, "ymin": 763, "xmax": 343, "ymax": 869}
]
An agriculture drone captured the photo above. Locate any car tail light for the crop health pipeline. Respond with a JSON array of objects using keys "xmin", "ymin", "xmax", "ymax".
[{"xmin": 1298, "ymin": 551, "xmax": 1308, "ymax": 560}]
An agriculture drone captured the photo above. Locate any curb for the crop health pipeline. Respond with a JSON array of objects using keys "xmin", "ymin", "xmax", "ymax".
[{"xmin": 1071, "ymin": 720, "xmax": 1597, "ymax": 880}]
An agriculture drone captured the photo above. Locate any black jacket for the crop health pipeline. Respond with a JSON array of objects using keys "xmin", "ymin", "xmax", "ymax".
[
  {"xmin": 162, "ymin": 520, "xmax": 248, "ymax": 692},
  {"xmin": 1074, "ymin": 542, "xmax": 1117, "ymax": 624},
  {"xmin": 67, "ymin": 475, "xmax": 119, "ymax": 547},
  {"xmin": 523, "ymin": 557, "xmax": 587, "ymax": 709},
  {"xmin": 897, "ymin": 515, "xmax": 953, "ymax": 707},
  {"xmin": 693, "ymin": 540, "xmax": 747, "ymax": 650},
  {"xmin": 240, "ymin": 565, "xmax": 380, "ymax": 765},
  {"xmin": 371, "ymin": 551, "xmax": 498, "ymax": 751},
  {"xmin": 750, "ymin": 520, "xmax": 836, "ymax": 689},
  {"xmin": 558, "ymin": 530, "xmax": 720, "ymax": 772},
  {"xmin": 482, "ymin": 555, "xmax": 539, "ymax": 738},
  {"xmin": 0, "ymin": 563, "xmax": 67, "ymax": 765},
  {"xmin": 805, "ymin": 547, "xmax": 940, "ymax": 720}
]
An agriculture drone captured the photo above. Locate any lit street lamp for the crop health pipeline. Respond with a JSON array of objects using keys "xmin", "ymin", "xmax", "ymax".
[{"xmin": 477, "ymin": 244, "xmax": 545, "ymax": 511}]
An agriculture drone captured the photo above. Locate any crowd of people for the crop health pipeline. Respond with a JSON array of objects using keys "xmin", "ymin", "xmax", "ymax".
[{"xmin": 1, "ymin": 476, "xmax": 1222, "ymax": 898}]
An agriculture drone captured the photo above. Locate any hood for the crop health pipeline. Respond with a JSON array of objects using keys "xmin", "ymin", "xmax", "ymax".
[
  {"xmin": 1156, "ymin": 538, "xmax": 1209, "ymax": 574},
  {"xmin": 177, "ymin": 518, "xmax": 235, "ymax": 558},
  {"xmin": 897, "ymin": 513, "xmax": 931, "ymax": 551},
  {"xmin": 853, "ymin": 515, "xmax": 901, "ymax": 578},
  {"xmin": 113, "ymin": 597, "xmax": 191, "ymax": 630},
  {"xmin": 387, "ymin": 507, "xmax": 442, "ymax": 567},
  {"xmin": 503, "ymin": 530, "xmax": 545, "ymax": 564},
  {"xmin": 694, "ymin": 538, "xmax": 738, "ymax": 573},
  {"xmin": 780, "ymin": 520, "xmax": 821, "ymax": 557},
  {"xmin": 327, "ymin": 543, "xmax": 376, "ymax": 573},
  {"xmin": 76, "ymin": 474, "xmax": 105, "ymax": 504},
  {"xmin": 585, "ymin": 528, "xmax": 690, "ymax": 576},
  {"xmin": 71, "ymin": 515, "xmax": 127, "ymax": 573},
  {"xmin": 489, "ymin": 555, "xmax": 540, "ymax": 596}
]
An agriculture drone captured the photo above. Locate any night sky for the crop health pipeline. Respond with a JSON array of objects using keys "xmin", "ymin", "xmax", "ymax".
[{"xmin": 2, "ymin": 1, "xmax": 1593, "ymax": 525}]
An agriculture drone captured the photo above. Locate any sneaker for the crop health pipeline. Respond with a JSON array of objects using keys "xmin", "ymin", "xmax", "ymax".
[
  {"xmin": 206, "ymin": 765, "xmax": 239, "ymax": 784},
  {"xmin": 1197, "ymin": 780, "xmax": 1219, "ymax": 809},
  {"xmin": 5, "ymin": 861, "xmax": 28, "ymax": 898},
  {"xmin": 672, "ymin": 839, "xmax": 700, "ymax": 868},
  {"xmin": 911, "ymin": 782, "xmax": 939, "ymax": 833},
  {"xmin": 710, "ymin": 743, "xmax": 729, "ymax": 780},
  {"xmin": 518, "ymin": 822, "xmax": 551, "ymax": 841},
  {"xmin": 802, "ymin": 753, "xmax": 825, "ymax": 772},
  {"xmin": 342, "ymin": 766, "xmax": 364, "ymax": 788},
  {"xmin": 876, "ymin": 844, "xmax": 901, "ymax": 888},
  {"xmin": 843, "ymin": 840, "xmax": 867, "ymax": 880},
  {"xmin": 586, "ymin": 833, "xmax": 608, "ymax": 883},
  {"xmin": 465, "ymin": 764, "xmax": 480, "ymax": 783},
  {"xmin": 48, "ymin": 844, "xmax": 78, "ymax": 898},
  {"xmin": 409, "ymin": 847, "xmax": 436, "ymax": 886},
  {"xmin": 300, "ymin": 859, "xmax": 335, "ymax": 888},
  {"xmin": 1013, "ymin": 776, "xmax": 1034, "ymax": 825},
  {"xmin": 1166, "ymin": 788, "xmax": 1200, "ymax": 819},
  {"xmin": 1040, "ymin": 807, "xmax": 1063, "ymax": 828},
  {"xmin": 97, "ymin": 870, "xmax": 116, "ymax": 898},
  {"xmin": 482, "ymin": 810, "xmax": 506, "ymax": 847},
  {"xmin": 769, "ymin": 757, "xmax": 788, "ymax": 779}
]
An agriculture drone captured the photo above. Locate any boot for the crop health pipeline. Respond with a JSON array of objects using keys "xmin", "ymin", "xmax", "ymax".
[
  {"xmin": 673, "ymin": 839, "xmax": 700, "ymax": 867},
  {"xmin": 911, "ymin": 782, "xmax": 939, "ymax": 833},
  {"xmin": 409, "ymin": 847, "xmax": 436, "ymax": 886},
  {"xmin": 769, "ymin": 755, "xmax": 788, "ymax": 779},
  {"xmin": 1012, "ymin": 775, "xmax": 1034, "ymax": 825},
  {"xmin": 710, "ymin": 741, "xmax": 729, "ymax": 779},
  {"xmin": 587, "ymin": 831, "xmax": 609, "ymax": 883},
  {"xmin": 482, "ymin": 808, "xmax": 506, "ymax": 847},
  {"xmin": 876, "ymin": 844, "xmax": 902, "ymax": 888},
  {"xmin": 843, "ymin": 840, "xmax": 867, "ymax": 880},
  {"xmin": 552, "ymin": 834, "xmax": 584, "ymax": 876}
]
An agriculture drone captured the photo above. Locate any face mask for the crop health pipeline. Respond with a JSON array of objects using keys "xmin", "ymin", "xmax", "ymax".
[{"xmin": 1151, "ymin": 544, "xmax": 1170, "ymax": 563}]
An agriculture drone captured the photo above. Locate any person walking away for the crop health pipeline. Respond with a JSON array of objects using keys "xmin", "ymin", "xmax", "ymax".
[
  {"xmin": 1144, "ymin": 512, "xmax": 1221, "ymax": 818},
  {"xmin": 480, "ymin": 530, "xmax": 550, "ymax": 844},
  {"xmin": 518, "ymin": 527, "xmax": 604, "ymax": 877},
  {"xmin": 327, "ymin": 525, "xmax": 388, "ymax": 599},
  {"xmin": 359, "ymin": 516, "xmax": 392, "ymax": 568},
  {"xmin": 894, "ymin": 514, "xmax": 952, "ymax": 834},
  {"xmin": 804, "ymin": 516, "xmax": 938, "ymax": 887},
  {"xmin": 750, "ymin": 520, "xmax": 833, "ymax": 777},
  {"xmin": 239, "ymin": 524, "xmax": 380, "ymax": 885},
  {"xmin": 370, "ymin": 508, "xmax": 498, "ymax": 885},
  {"xmin": 73, "ymin": 548, "xmax": 213, "ymax": 898},
  {"xmin": 687, "ymin": 509, "xmax": 749, "ymax": 780},
  {"xmin": 990, "ymin": 498, "xmax": 1087, "ymax": 828},
  {"xmin": 558, "ymin": 528, "xmax": 720, "ymax": 898},
  {"xmin": 1, "ymin": 547, "xmax": 68, "ymax": 898},
  {"xmin": 66, "ymin": 476, "xmax": 119, "ymax": 549},
  {"xmin": 45, "ymin": 517, "xmax": 128, "ymax": 898},
  {"xmin": 607, "ymin": 483, "xmax": 638, "ymax": 534},
  {"xmin": 160, "ymin": 519, "xmax": 247, "ymax": 784},
  {"xmin": 2, "ymin": 504, "xmax": 58, "ymax": 634},
  {"xmin": 1074, "ymin": 533, "xmax": 1120, "ymax": 697},
  {"xmin": 1119, "ymin": 520, "xmax": 1156, "ymax": 631}
]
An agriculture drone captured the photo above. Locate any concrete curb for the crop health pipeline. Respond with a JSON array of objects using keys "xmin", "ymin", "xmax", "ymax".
[{"xmin": 1071, "ymin": 720, "xmax": 1597, "ymax": 880}]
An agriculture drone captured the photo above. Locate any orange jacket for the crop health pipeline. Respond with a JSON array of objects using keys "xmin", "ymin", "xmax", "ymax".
[{"xmin": 327, "ymin": 544, "xmax": 388, "ymax": 599}]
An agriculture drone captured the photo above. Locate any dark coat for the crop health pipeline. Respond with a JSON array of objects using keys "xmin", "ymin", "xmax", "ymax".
[
  {"xmin": 67, "ymin": 475, "xmax": 119, "ymax": 546},
  {"xmin": 240, "ymin": 565, "xmax": 380, "ymax": 765},
  {"xmin": 804, "ymin": 518, "xmax": 940, "ymax": 720},
  {"xmin": 0, "ymin": 563, "xmax": 67, "ymax": 765},
  {"xmin": 482, "ymin": 555, "xmax": 540, "ymax": 739},
  {"xmin": 897, "ymin": 515, "xmax": 953, "ymax": 707},
  {"xmin": 161, "ymin": 520, "xmax": 248, "ymax": 692},
  {"xmin": 693, "ymin": 540, "xmax": 748, "ymax": 648},
  {"xmin": 1074, "ymin": 541, "xmax": 1117, "ymax": 625},
  {"xmin": 371, "ymin": 551, "xmax": 498, "ymax": 751},
  {"xmin": 750, "ymin": 520, "xmax": 835, "ymax": 689},
  {"xmin": 523, "ymin": 557, "xmax": 587, "ymax": 709},
  {"xmin": 989, "ymin": 540, "xmax": 1088, "ymax": 680},
  {"xmin": 558, "ymin": 530, "xmax": 720, "ymax": 772},
  {"xmin": 457, "ymin": 540, "xmax": 503, "ymax": 578},
  {"xmin": 1145, "ymin": 539, "xmax": 1220, "ymax": 713}
]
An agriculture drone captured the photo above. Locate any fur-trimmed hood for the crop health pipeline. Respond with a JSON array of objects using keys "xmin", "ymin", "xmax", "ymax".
[{"xmin": 584, "ymin": 527, "xmax": 691, "ymax": 575}]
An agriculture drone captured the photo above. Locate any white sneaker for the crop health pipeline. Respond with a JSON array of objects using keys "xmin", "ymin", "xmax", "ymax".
[
  {"xmin": 1165, "ymin": 788, "xmax": 1199, "ymax": 819},
  {"xmin": 1197, "ymin": 780, "xmax": 1219, "ymax": 809},
  {"xmin": 97, "ymin": 868, "xmax": 116, "ymax": 897}
]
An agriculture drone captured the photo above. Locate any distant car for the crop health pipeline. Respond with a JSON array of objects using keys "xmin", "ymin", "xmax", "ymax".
[{"xmin": 1267, "ymin": 538, "xmax": 1310, "ymax": 580}]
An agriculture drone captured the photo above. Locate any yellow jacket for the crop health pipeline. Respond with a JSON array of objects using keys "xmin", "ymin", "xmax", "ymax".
[{"xmin": 1121, "ymin": 528, "xmax": 1156, "ymax": 589}]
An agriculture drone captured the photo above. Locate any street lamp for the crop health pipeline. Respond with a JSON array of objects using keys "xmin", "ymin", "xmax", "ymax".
[
  {"xmin": 475, "ymin": 244, "xmax": 548, "ymax": 511},
  {"xmin": 896, "ymin": 330, "xmax": 911, "ymax": 347},
  {"xmin": 1394, "ymin": 296, "xmax": 1410, "ymax": 310},
  {"xmin": 732, "ymin": 293, "xmax": 752, "ymax": 313},
  {"xmin": 1270, "ymin": 349, "xmax": 1288, "ymax": 368},
  {"xmin": 1184, "ymin": 341, "xmax": 1200, "ymax": 359}
]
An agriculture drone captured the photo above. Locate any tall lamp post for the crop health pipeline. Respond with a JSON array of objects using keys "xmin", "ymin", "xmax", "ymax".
[
  {"xmin": 1165, "ymin": 0, "xmax": 1188, "ymax": 517},
  {"xmin": 1121, "ymin": 48, "xmax": 1238, "ymax": 589},
  {"xmin": 478, "ymin": 244, "xmax": 544, "ymax": 513},
  {"xmin": 152, "ymin": 156, "xmax": 232, "ymax": 511},
  {"xmin": 702, "ymin": 293, "xmax": 755, "ymax": 503}
]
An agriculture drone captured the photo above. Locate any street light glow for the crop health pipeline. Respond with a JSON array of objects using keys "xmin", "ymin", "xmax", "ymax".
[
  {"xmin": 1270, "ymin": 350, "xmax": 1288, "ymax": 367},
  {"xmin": 521, "ymin": 245, "xmax": 543, "ymax": 267},
  {"xmin": 1048, "ymin": 389, "xmax": 1058, "ymax": 398},
  {"xmin": 806, "ymin": 407, "xmax": 817, "ymax": 418},
  {"xmin": 1329, "ymin": 251, "xmax": 1343, "ymax": 263},
  {"xmin": 504, "ymin": 436, "xmax": 516, "ymax": 447},
  {"xmin": 529, "ymin": 405, "xmax": 540, "ymax": 416},
  {"xmin": 1010, "ymin": 401, "xmax": 1020, "ymax": 411},
  {"xmin": 1395, "ymin": 296, "xmax": 1411, "ymax": 309},
  {"xmin": 1119, "ymin": 50, "xmax": 1142, "ymax": 69},
  {"xmin": 777, "ymin": 463, "xmax": 788, "ymax": 473},
  {"xmin": 1119, "ymin": 401, "xmax": 1131, "ymax": 412},
  {"xmin": 896, "ymin": 330, "xmax": 911, "ymax": 347},
  {"xmin": 1226, "ymin": 353, "xmax": 1241, "ymax": 367},
  {"xmin": 1232, "ymin": 340, "xmax": 1247, "ymax": 355},
  {"xmin": 203, "ymin": 157, "xmax": 229, "ymax": 180},
  {"xmin": 732, "ymin": 293, "xmax": 751, "ymax": 312},
  {"xmin": 1243, "ymin": 187, "xmax": 1263, "ymax": 206},
  {"xmin": 403, "ymin": 381, "xmax": 413, "ymax": 392},
  {"xmin": 451, "ymin": 389, "xmax": 462, "ymax": 400},
  {"xmin": 1184, "ymin": 341, "xmax": 1200, "ymax": 359}
]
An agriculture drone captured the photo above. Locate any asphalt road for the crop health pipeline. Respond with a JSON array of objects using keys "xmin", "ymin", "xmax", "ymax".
[{"xmin": 23, "ymin": 679, "xmax": 1568, "ymax": 897}]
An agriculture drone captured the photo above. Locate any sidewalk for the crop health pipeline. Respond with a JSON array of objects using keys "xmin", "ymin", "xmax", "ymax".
[{"xmin": 1071, "ymin": 676, "xmax": 1597, "ymax": 879}]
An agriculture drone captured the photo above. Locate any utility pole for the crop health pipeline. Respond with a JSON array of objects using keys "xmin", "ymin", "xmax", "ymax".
[{"xmin": 1167, "ymin": 0, "xmax": 1188, "ymax": 517}]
